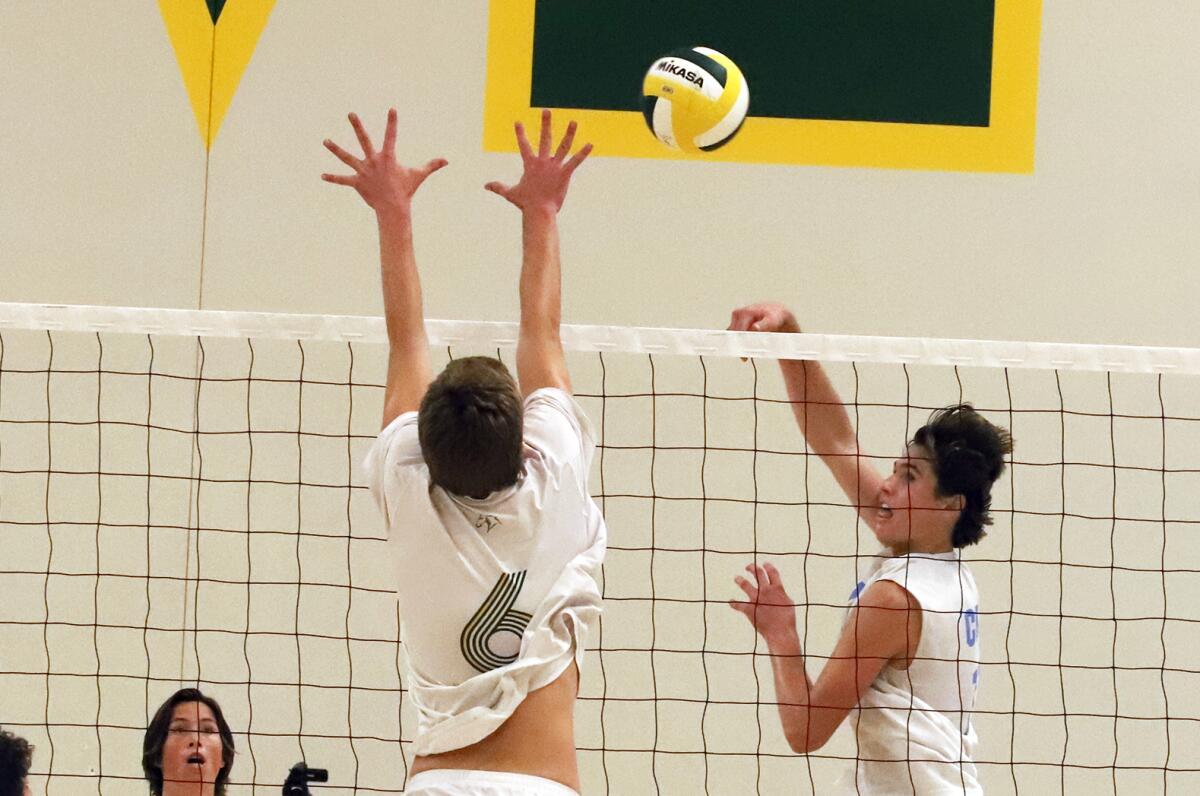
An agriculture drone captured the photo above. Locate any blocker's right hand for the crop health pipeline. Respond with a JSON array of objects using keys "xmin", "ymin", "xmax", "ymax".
[
  {"xmin": 485, "ymin": 108, "xmax": 593, "ymax": 214},
  {"xmin": 728, "ymin": 302, "xmax": 801, "ymax": 334},
  {"xmin": 322, "ymin": 108, "xmax": 448, "ymax": 215}
]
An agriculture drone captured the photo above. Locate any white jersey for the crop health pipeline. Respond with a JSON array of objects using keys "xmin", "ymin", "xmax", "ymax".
[
  {"xmin": 837, "ymin": 550, "xmax": 982, "ymax": 795},
  {"xmin": 364, "ymin": 388, "xmax": 606, "ymax": 756}
]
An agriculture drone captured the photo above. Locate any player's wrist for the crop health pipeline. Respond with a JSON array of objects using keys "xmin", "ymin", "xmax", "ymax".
[
  {"xmin": 375, "ymin": 202, "xmax": 414, "ymax": 226},
  {"xmin": 521, "ymin": 203, "xmax": 559, "ymax": 221},
  {"xmin": 763, "ymin": 626, "xmax": 802, "ymax": 654}
]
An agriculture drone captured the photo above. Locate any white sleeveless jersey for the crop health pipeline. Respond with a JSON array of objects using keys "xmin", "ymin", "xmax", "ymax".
[
  {"xmin": 363, "ymin": 388, "xmax": 606, "ymax": 756},
  {"xmin": 837, "ymin": 550, "xmax": 983, "ymax": 795}
]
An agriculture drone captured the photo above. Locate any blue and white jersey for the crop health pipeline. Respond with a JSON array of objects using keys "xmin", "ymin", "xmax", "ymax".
[{"xmin": 838, "ymin": 550, "xmax": 982, "ymax": 795}]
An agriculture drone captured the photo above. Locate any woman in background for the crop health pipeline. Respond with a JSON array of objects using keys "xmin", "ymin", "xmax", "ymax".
[{"xmin": 142, "ymin": 688, "xmax": 235, "ymax": 796}]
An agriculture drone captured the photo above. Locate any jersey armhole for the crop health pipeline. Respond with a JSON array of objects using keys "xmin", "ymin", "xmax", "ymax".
[{"xmin": 869, "ymin": 577, "xmax": 924, "ymax": 671}]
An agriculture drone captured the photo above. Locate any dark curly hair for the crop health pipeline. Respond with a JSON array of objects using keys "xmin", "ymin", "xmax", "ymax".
[
  {"xmin": 0, "ymin": 728, "xmax": 33, "ymax": 796},
  {"xmin": 419, "ymin": 356, "xmax": 525, "ymax": 499},
  {"xmin": 911, "ymin": 404, "xmax": 1014, "ymax": 548},
  {"xmin": 142, "ymin": 688, "xmax": 235, "ymax": 796}
]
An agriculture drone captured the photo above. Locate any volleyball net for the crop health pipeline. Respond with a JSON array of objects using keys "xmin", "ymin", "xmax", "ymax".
[{"xmin": 2, "ymin": 302, "xmax": 1199, "ymax": 794}]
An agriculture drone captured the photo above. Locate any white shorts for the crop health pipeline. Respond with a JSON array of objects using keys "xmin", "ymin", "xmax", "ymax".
[{"xmin": 404, "ymin": 769, "xmax": 579, "ymax": 796}]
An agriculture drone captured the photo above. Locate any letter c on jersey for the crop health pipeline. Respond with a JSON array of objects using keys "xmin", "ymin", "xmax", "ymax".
[{"xmin": 963, "ymin": 607, "xmax": 979, "ymax": 647}]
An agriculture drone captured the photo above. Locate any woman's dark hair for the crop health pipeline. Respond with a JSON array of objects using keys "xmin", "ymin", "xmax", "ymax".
[
  {"xmin": 911, "ymin": 404, "xmax": 1014, "ymax": 548},
  {"xmin": 142, "ymin": 688, "xmax": 235, "ymax": 795},
  {"xmin": 418, "ymin": 356, "xmax": 525, "ymax": 499},
  {"xmin": 0, "ymin": 728, "xmax": 33, "ymax": 796}
]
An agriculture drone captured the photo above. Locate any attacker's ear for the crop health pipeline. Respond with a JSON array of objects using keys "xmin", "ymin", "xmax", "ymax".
[{"xmin": 941, "ymin": 493, "xmax": 966, "ymax": 513}]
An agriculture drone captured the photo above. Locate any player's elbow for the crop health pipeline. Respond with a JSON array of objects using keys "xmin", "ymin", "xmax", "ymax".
[
  {"xmin": 790, "ymin": 736, "xmax": 828, "ymax": 755},
  {"xmin": 783, "ymin": 731, "xmax": 806, "ymax": 754},
  {"xmin": 784, "ymin": 723, "xmax": 835, "ymax": 755},
  {"xmin": 783, "ymin": 727, "xmax": 812, "ymax": 754}
]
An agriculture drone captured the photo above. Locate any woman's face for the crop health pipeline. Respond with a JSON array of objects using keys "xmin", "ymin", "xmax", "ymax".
[
  {"xmin": 871, "ymin": 444, "xmax": 960, "ymax": 552},
  {"xmin": 160, "ymin": 701, "xmax": 224, "ymax": 792}
]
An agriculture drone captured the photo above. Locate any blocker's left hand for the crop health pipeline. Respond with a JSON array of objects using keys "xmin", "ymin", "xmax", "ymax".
[
  {"xmin": 485, "ymin": 109, "xmax": 593, "ymax": 214},
  {"xmin": 322, "ymin": 108, "xmax": 448, "ymax": 215}
]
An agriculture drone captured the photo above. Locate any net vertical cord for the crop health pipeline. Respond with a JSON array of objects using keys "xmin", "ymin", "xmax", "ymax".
[
  {"xmin": 41, "ymin": 330, "xmax": 57, "ymax": 790},
  {"xmin": 699, "ymin": 355, "xmax": 712, "ymax": 794},
  {"xmin": 900, "ymin": 363, "xmax": 918, "ymax": 795},
  {"xmin": 243, "ymin": 337, "xmax": 260, "ymax": 786},
  {"xmin": 141, "ymin": 335, "xmax": 156, "ymax": 789},
  {"xmin": 955, "ymin": 369, "xmax": 974, "ymax": 796},
  {"xmin": 1003, "ymin": 369, "xmax": 1019, "ymax": 792},
  {"xmin": 294, "ymin": 340, "xmax": 309, "ymax": 764},
  {"xmin": 799, "ymin": 361, "xmax": 817, "ymax": 794},
  {"xmin": 1106, "ymin": 372, "xmax": 1120, "ymax": 789},
  {"xmin": 91, "ymin": 333, "xmax": 104, "ymax": 787},
  {"xmin": 597, "ymin": 350, "xmax": 611, "ymax": 794},
  {"xmin": 649, "ymin": 354, "xmax": 661, "ymax": 794},
  {"xmin": 345, "ymin": 341, "xmax": 363, "ymax": 792},
  {"xmin": 1157, "ymin": 374, "xmax": 1171, "ymax": 792},
  {"xmin": 750, "ymin": 358, "xmax": 764, "ymax": 793},
  {"xmin": 1056, "ymin": 371, "xmax": 1069, "ymax": 792},
  {"xmin": 179, "ymin": 339, "xmax": 203, "ymax": 692},
  {"xmin": 850, "ymin": 362, "xmax": 863, "ymax": 793}
]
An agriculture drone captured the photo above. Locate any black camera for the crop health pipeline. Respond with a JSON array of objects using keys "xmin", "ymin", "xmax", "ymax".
[{"xmin": 282, "ymin": 762, "xmax": 328, "ymax": 795}]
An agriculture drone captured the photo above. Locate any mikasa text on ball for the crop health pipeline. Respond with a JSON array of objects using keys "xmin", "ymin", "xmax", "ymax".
[{"xmin": 642, "ymin": 46, "xmax": 750, "ymax": 153}]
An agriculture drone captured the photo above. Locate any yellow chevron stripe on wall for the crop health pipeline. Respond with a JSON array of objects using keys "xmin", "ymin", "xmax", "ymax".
[{"xmin": 158, "ymin": 0, "xmax": 277, "ymax": 149}]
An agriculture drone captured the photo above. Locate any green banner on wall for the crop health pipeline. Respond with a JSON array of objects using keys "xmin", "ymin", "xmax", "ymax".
[{"xmin": 531, "ymin": 0, "xmax": 995, "ymax": 127}]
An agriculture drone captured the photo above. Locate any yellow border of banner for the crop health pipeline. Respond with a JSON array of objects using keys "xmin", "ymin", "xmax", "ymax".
[{"xmin": 484, "ymin": 0, "xmax": 1041, "ymax": 173}]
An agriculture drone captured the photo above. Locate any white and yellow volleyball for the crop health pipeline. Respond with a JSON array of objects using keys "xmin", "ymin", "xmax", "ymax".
[{"xmin": 642, "ymin": 46, "xmax": 750, "ymax": 153}]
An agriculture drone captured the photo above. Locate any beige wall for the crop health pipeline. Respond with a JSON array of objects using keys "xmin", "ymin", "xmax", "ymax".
[{"xmin": 2, "ymin": 3, "xmax": 1197, "ymax": 344}]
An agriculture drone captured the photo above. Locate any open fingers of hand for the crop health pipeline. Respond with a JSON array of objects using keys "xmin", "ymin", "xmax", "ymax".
[
  {"xmin": 564, "ymin": 142, "xmax": 593, "ymax": 175},
  {"xmin": 763, "ymin": 562, "xmax": 782, "ymax": 586},
  {"xmin": 514, "ymin": 122, "xmax": 534, "ymax": 160},
  {"xmin": 382, "ymin": 108, "xmax": 398, "ymax": 155},
  {"xmin": 538, "ymin": 108, "xmax": 552, "ymax": 157},
  {"xmin": 484, "ymin": 181, "xmax": 512, "ymax": 200},
  {"xmin": 324, "ymin": 139, "xmax": 363, "ymax": 172},
  {"xmin": 554, "ymin": 120, "xmax": 578, "ymax": 161},
  {"xmin": 734, "ymin": 574, "xmax": 759, "ymax": 602},
  {"xmin": 321, "ymin": 173, "xmax": 358, "ymax": 187},
  {"xmin": 422, "ymin": 158, "xmax": 449, "ymax": 179},
  {"xmin": 348, "ymin": 113, "xmax": 375, "ymax": 158},
  {"xmin": 746, "ymin": 562, "xmax": 773, "ymax": 589},
  {"xmin": 729, "ymin": 600, "xmax": 755, "ymax": 620}
]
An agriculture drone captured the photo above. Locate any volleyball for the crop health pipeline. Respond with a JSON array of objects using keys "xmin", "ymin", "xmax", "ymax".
[{"xmin": 642, "ymin": 46, "xmax": 750, "ymax": 152}]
